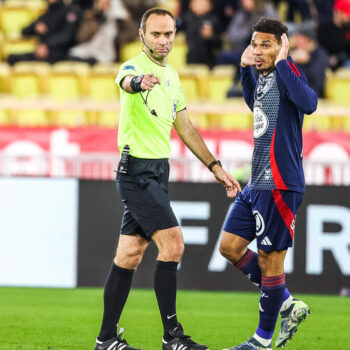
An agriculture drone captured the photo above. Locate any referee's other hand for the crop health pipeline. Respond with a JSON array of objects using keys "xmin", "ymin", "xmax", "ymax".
[
  {"xmin": 141, "ymin": 73, "xmax": 161, "ymax": 91},
  {"xmin": 212, "ymin": 166, "xmax": 241, "ymax": 198}
]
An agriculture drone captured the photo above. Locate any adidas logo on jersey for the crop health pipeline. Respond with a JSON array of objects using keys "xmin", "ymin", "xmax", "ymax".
[{"xmin": 261, "ymin": 236, "xmax": 272, "ymax": 246}]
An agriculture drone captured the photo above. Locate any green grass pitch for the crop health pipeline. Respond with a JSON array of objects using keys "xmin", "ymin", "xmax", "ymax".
[{"xmin": 0, "ymin": 287, "xmax": 349, "ymax": 350}]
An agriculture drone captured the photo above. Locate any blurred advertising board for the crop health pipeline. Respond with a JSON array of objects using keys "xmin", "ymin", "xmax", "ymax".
[
  {"xmin": 1, "ymin": 177, "xmax": 349, "ymax": 293},
  {"xmin": 0, "ymin": 127, "xmax": 349, "ymax": 184},
  {"xmin": 78, "ymin": 181, "xmax": 350, "ymax": 294}
]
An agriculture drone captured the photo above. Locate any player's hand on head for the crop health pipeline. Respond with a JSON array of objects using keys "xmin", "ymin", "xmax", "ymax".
[
  {"xmin": 275, "ymin": 33, "xmax": 289, "ymax": 66},
  {"xmin": 141, "ymin": 73, "xmax": 161, "ymax": 91},
  {"xmin": 241, "ymin": 45, "xmax": 255, "ymax": 67}
]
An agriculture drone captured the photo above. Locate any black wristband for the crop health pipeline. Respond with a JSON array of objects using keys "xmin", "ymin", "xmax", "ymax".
[
  {"xmin": 208, "ymin": 160, "xmax": 222, "ymax": 172},
  {"xmin": 130, "ymin": 75, "xmax": 145, "ymax": 92}
]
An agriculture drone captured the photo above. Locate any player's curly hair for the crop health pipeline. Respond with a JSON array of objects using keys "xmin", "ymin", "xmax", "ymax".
[{"xmin": 253, "ymin": 17, "xmax": 288, "ymax": 42}]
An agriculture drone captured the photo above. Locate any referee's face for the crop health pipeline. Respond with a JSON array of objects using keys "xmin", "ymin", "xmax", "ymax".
[
  {"xmin": 141, "ymin": 14, "xmax": 176, "ymax": 60},
  {"xmin": 251, "ymin": 32, "xmax": 281, "ymax": 74}
]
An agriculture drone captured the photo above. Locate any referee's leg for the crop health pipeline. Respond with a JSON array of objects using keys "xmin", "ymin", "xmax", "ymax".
[
  {"xmin": 98, "ymin": 234, "xmax": 149, "ymax": 342},
  {"xmin": 152, "ymin": 227, "xmax": 184, "ymax": 340}
]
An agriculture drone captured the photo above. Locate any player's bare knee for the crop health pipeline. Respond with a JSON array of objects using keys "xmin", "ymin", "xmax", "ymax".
[
  {"xmin": 219, "ymin": 241, "xmax": 244, "ymax": 263},
  {"xmin": 219, "ymin": 241, "xmax": 232, "ymax": 260}
]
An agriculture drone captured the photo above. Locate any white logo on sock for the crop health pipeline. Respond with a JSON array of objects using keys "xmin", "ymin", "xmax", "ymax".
[
  {"xmin": 167, "ymin": 313, "xmax": 176, "ymax": 319},
  {"xmin": 259, "ymin": 303, "xmax": 265, "ymax": 312}
]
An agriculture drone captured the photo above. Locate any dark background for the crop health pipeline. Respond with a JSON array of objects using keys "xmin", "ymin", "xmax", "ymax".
[{"xmin": 78, "ymin": 181, "xmax": 350, "ymax": 294}]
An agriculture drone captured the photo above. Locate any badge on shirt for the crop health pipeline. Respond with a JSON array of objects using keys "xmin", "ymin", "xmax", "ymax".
[
  {"xmin": 123, "ymin": 65, "xmax": 136, "ymax": 71},
  {"xmin": 253, "ymin": 106, "xmax": 269, "ymax": 138},
  {"xmin": 256, "ymin": 71, "xmax": 275, "ymax": 100}
]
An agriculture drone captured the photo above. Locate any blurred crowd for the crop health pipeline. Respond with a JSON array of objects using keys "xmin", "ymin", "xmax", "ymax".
[
  {"xmin": 6, "ymin": 0, "xmax": 158, "ymax": 65},
  {"xmin": 177, "ymin": 0, "xmax": 350, "ymax": 98},
  {"xmin": 6, "ymin": 0, "xmax": 350, "ymax": 98}
]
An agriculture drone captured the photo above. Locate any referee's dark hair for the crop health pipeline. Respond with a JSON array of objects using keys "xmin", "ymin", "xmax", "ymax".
[
  {"xmin": 140, "ymin": 8, "xmax": 176, "ymax": 33},
  {"xmin": 253, "ymin": 17, "xmax": 288, "ymax": 43}
]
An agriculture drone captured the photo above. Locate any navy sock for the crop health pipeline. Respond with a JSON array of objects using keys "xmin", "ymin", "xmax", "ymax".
[
  {"xmin": 256, "ymin": 274, "xmax": 286, "ymax": 341},
  {"xmin": 234, "ymin": 249, "xmax": 262, "ymax": 289},
  {"xmin": 154, "ymin": 261, "xmax": 179, "ymax": 341},
  {"xmin": 98, "ymin": 263, "xmax": 134, "ymax": 341},
  {"xmin": 235, "ymin": 250, "xmax": 291, "ymax": 306},
  {"xmin": 284, "ymin": 288, "xmax": 291, "ymax": 300}
]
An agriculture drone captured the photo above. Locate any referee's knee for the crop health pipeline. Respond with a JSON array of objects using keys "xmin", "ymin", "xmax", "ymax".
[
  {"xmin": 158, "ymin": 241, "xmax": 184, "ymax": 262},
  {"xmin": 114, "ymin": 246, "xmax": 144, "ymax": 269}
]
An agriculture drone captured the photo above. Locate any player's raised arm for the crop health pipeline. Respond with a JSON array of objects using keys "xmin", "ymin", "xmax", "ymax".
[
  {"xmin": 274, "ymin": 36, "xmax": 317, "ymax": 114},
  {"xmin": 120, "ymin": 73, "xmax": 161, "ymax": 94},
  {"xmin": 174, "ymin": 109, "xmax": 241, "ymax": 197},
  {"xmin": 240, "ymin": 45, "xmax": 257, "ymax": 111}
]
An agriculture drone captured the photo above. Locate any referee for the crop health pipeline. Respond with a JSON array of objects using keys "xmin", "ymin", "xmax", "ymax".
[{"xmin": 95, "ymin": 7, "xmax": 241, "ymax": 350}]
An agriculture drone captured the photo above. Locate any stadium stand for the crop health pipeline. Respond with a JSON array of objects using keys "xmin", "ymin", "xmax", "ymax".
[
  {"xmin": 0, "ymin": 0, "xmax": 349, "ymax": 132},
  {"xmin": 89, "ymin": 63, "xmax": 119, "ymax": 127}
]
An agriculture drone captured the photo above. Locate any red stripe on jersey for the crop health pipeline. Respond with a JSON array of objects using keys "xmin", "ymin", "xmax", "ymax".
[
  {"xmin": 287, "ymin": 61, "xmax": 300, "ymax": 76},
  {"xmin": 272, "ymin": 190, "xmax": 295, "ymax": 239},
  {"xmin": 292, "ymin": 63, "xmax": 301, "ymax": 76},
  {"xmin": 270, "ymin": 128, "xmax": 288, "ymax": 190}
]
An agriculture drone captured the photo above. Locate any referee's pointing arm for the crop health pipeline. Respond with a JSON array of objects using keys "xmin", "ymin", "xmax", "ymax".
[{"xmin": 121, "ymin": 73, "xmax": 161, "ymax": 93}]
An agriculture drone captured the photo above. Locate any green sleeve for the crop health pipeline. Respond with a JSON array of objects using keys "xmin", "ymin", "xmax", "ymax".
[
  {"xmin": 176, "ymin": 82, "xmax": 186, "ymax": 112},
  {"xmin": 115, "ymin": 61, "xmax": 143, "ymax": 87}
]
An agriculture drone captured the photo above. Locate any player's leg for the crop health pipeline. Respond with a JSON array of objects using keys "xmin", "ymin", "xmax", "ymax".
[
  {"xmin": 225, "ymin": 189, "xmax": 307, "ymax": 350},
  {"xmin": 220, "ymin": 188, "xmax": 294, "ymax": 303},
  {"xmin": 96, "ymin": 233, "xmax": 149, "ymax": 350},
  {"xmin": 268, "ymin": 190, "xmax": 310, "ymax": 348},
  {"xmin": 220, "ymin": 232, "xmax": 261, "ymax": 288},
  {"xmin": 220, "ymin": 187, "xmax": 263, "ymax": 289},
  {"xmin": 225, "ymin": 250, "xmax": 286, "ymax": 350},
  {"xmin": 152, "ymin": 226, "xmax": 208, "ymax": 350},
  {"xmin": 249, "ymin": 249, "xmax": 287, "ymax": 349},
  {"xmin": 220, "ymin": 231, "xmax": 294, "ymax": 309}
]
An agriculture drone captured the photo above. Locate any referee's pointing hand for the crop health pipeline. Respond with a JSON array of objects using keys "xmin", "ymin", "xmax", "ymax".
[{"xmin": 141, "ymin": 73, "xmax": 161, "ymax": 91}]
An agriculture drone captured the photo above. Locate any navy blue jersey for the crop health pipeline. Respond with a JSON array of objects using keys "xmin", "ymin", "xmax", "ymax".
[{"xmin": 241, "ymin": 58, "xmax": 318, "ymax": 193}]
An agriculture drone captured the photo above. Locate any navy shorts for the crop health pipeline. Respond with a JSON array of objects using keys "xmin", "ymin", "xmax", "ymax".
[
  {"xmin": 223, "ymin": 186, "xmax": 303, "ymax": 251},
  {"xmin": 116, "ymin": 157, "xmax": 179, "ymax": 240}
]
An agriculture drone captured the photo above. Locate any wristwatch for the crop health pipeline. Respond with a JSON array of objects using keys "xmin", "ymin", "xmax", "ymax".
[
  {"xmin": 208, "ymin": 160, "xmax": 222, "ymax": 172},
  {"xmin": 130, "ymin": 75, "xmax": 145, "ymax": 92}
]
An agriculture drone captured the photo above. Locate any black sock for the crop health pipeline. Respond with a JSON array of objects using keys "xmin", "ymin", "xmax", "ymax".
[
  {"xmin": 154, "ymin": 260, "xmax": 179, "ymax": 341},
  {"xmin": 98, "ymin": 263, "xmax": 134, "ymax": 341}
]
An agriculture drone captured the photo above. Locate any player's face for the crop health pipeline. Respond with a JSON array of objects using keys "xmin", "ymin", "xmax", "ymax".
[
  {"xmin": 141, "ymin": 14, "xmax": 176, "ymax": 60},
  {"xmin": 251, "ymin": 32, "xmax": 281, "ymax": 74}
]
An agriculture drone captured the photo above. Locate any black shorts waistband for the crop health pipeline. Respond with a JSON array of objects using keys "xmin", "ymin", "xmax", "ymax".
[{"xmin": 128, "ymin": 156, "xmax": 169, "ymax": 163}]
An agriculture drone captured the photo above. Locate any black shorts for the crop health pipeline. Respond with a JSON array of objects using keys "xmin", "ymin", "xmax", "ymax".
[{"xmin": 116, "ymin": 157, "xmax": 179, "ymax": 240}]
